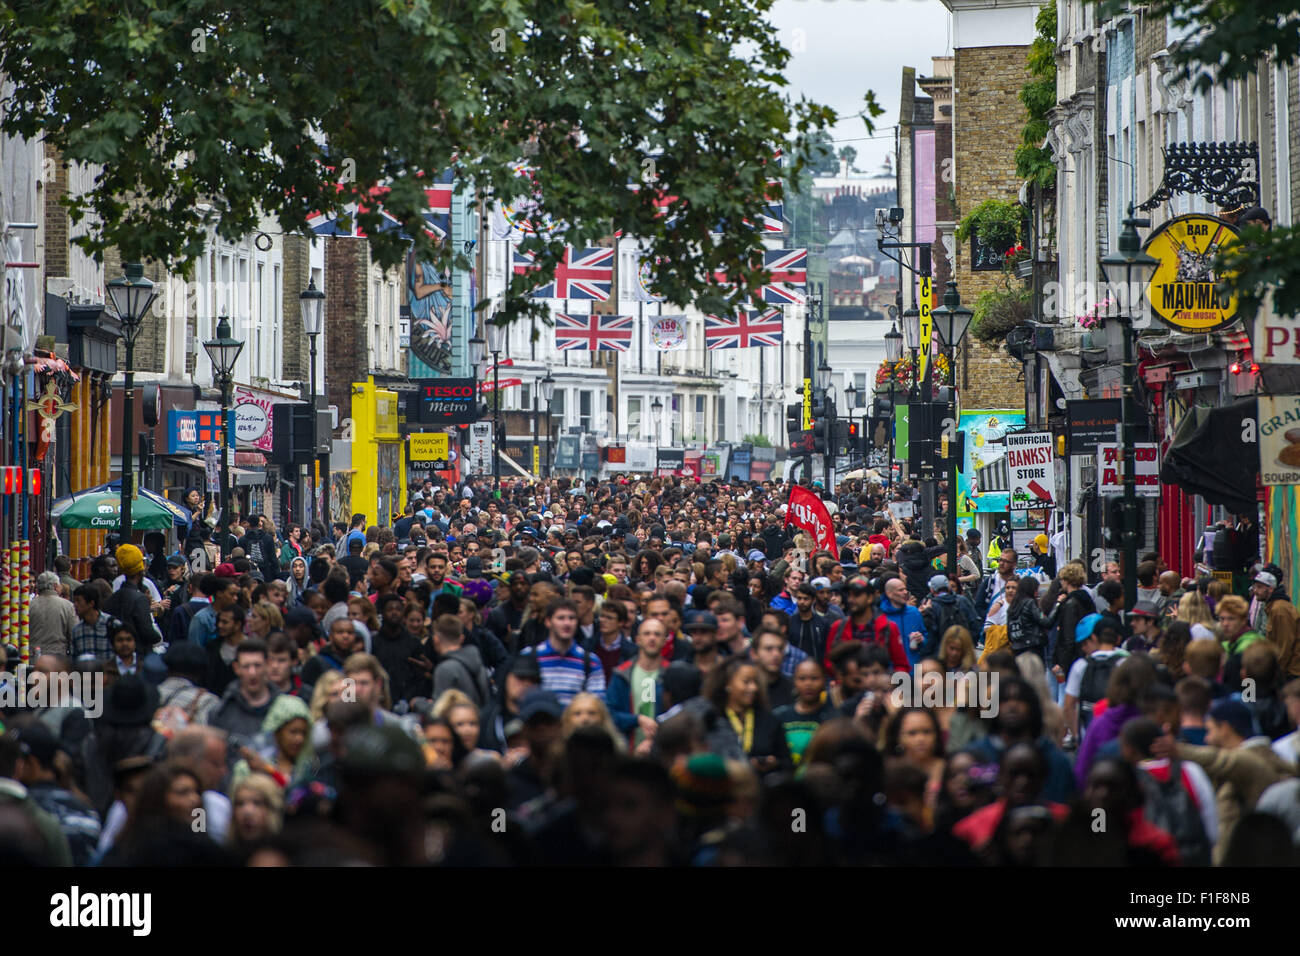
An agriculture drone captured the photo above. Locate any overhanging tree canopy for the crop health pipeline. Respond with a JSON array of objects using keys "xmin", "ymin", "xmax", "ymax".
[{"xmin": 0, "ymin": 0, "xmax": 855, "ymax": 320}]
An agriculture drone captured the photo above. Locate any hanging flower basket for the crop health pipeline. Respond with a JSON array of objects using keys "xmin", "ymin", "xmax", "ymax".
[{"xmin": 875, "ymin": 351, "xmax": 952, "ymax": 389}]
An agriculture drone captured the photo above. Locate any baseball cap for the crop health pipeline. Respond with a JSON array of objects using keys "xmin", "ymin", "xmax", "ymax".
[
  {"xmin": 845, "ymin": 576, "xmax": 877, "ymax": 595},
  {"xmin": 1075, "ymin": 613, "xmax": 1103, "ymax": 643},
  {"xmin": 214, "ymin": 563, "xmax": 238, "ymax": 578},
  {"xmin": 1130, "ymin": 600, "xmax": 1160, "ymax": 619},
  {"xmin": 682, "ymin": 610, "xmax": 720, "ymax": 632},
  {"xmin": 1033, "ymin": 534, "xmax": 1049, "ymax": 551},
  {"xmin": 166, "ymin": 554, "xmax": 187, "ymax": 568},
  {"xmin": 518, "ymin": 689, "xmax": 564, "ymax": 724},
  {"xmin": 1254, "ymin": 570, "xmax": 1279, "ymax": 589},
  {"xmin": 284, "ymin": 607, "xmax": 318, "ymax": 629},
  {"xmin": 464, "ymin": 555, "xmax": 483, "ymax": 578},
  {"xmin": 810, "ymin": 577, "xmax": 832, "ymax": 591},
  {"xmin": 746, "ymin": 549, "xmax": 767, "ymax": 562},
  {"xmin": 928, "ymin": 574, "xmax": 950, "ymax": 592},
  {"xmin": 15, "ymin": 721, "xmax": 60, "ymax": 768}
]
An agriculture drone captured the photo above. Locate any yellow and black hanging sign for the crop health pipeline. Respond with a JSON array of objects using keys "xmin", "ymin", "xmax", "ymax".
[{"xmin": 1142, "ymin": 213, "xmax": 1239, "ymax": 333}]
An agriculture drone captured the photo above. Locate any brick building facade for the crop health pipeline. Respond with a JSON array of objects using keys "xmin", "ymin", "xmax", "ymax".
[{"xmin": 951, "ymin": 41, "xmax": 1033, "ymax": 411}]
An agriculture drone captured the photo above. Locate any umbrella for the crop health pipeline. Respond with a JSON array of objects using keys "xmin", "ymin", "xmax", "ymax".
[
  {"xmin": 52, "ymin": 481, "xmax": 192, "ymax": 532},
  {"xmin": 839, "ymin": 468, "xmax": 881, "ymax": 481}
]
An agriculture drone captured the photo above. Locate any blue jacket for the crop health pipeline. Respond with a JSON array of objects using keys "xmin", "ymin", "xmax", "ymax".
[
  {"xmin": 606, "ymin": 659, "xmax": 664, "ymax": 735},
  {"xmin": 769, "ymin": 593, "xmax": 797, "ymax": 615},
  {"xmin": 879, "ymin": 597, "xmax": 929, "ymax": 667}
]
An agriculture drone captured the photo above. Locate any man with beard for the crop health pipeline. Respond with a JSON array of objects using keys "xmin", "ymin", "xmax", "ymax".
[
  {"xmin": 681, "ymin": 610, "xmax": 724, "ymax": 677},
  {"xmin": 823, "ymin": 577, "xmax": 909, "ymax": 674}
]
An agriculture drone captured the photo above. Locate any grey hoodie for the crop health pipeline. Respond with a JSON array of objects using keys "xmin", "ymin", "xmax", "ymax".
[
  {"xmin": 433, "ymin": 644, "xmax": 490, "ymax": 708},
  {"xmin": 208, "ymin": 680, "xmax": 281, "ymax": 758}
]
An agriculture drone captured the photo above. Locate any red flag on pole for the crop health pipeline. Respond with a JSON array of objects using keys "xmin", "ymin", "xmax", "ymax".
[{"xmin": 784, "ymin": 485, "xmax": 837, "ymax": 555}]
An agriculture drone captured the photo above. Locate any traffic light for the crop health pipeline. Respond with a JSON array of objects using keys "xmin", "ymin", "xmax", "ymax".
[
  {"xmin": 812, "ymin": 418, "xmax": 829, "ymax": 455},
  {"xmin": 846, "ymin": 418, "xmax": 861, "ymax": 457},
  {"xmin": 786, "ymin": 403, "xmax": 803, "ymax": 441},
  {"xmin": 1, "ymin": 467, "xmax": 39, "ymax": 495}
]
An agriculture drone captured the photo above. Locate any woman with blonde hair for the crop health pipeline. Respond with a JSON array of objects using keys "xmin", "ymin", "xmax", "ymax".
[
  {"xmin": 308, "ymin": 669, "xmax": 344, "ymax": 723},
  {"xmin": 939, "ymin": 626, "xmax": 976, "ymax": 674},
  {"xmin": 229, "ymin": 772, "xmax": 284, "ymax": 853},
  {"xmin": 1176, "ymin": 590, "xmax": 1213, "ymax": 628},
  {"xmin": 562, "ymin": 692, "xmax": 627, "ymax": 751},
  {"xmin": 1016, "ymin": 652, "xmax": 1065, "ymax": 745},
  {"xmin": 432, "ymin": 688, "xmax": 497, "ymax": 760},
  {"xmin": 249, "ymin": 601, "xmax": 284, "ymax": 639}
]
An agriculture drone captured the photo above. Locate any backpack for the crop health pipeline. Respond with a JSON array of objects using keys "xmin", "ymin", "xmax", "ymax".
[
  {"xmin": 1078, "ymin": 653, "xmax": 1123, "ymax": 728},
  {"xmin": 1138, "ymin": 763, "xmax": 1211, "ymax": 867},
  {"xmin": 929, "ymin": 599, "xmax": 968, "ymax": 647}
]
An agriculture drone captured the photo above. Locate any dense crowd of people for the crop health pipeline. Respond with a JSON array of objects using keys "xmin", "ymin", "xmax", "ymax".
[{"xmin": 2, "ymin": 472, "xmax": 1298, "ymax": 866}]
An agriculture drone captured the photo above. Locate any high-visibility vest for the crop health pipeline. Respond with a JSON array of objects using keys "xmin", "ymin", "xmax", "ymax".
[{"xmin": 986, "ymin": 538, "xmax": 1002, "ymax": 569}]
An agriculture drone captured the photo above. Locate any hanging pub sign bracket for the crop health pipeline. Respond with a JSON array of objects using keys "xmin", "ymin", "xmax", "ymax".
[{"xmin": 1139, "ymin": 141, "xmax": 1259, "ymax": 212}]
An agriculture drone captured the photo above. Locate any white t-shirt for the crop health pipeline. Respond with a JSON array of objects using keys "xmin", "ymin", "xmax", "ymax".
[
  {"xmin": 1065, "ymin": 649, "xmax": 1124, "ymax": 699},
  {"xmin": 982, "ymin": 574, "xmax": 1012, "ymax": 628},
  {"xmin": 1273, "ymin": 730, "xmax": 1300, "ymax": 767}
]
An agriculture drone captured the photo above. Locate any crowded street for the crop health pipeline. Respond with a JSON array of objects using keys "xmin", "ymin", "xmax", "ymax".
[{"xmin": 0, "ymin": 0, "xmax": 1297, "ymax": 925}]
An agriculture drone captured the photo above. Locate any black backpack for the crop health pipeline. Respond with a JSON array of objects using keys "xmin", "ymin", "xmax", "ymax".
[
  {"xmin": 1078, "ymin": 653, "xmax": 1123, "ymax": 729},
  {"xmin": 1138, "ymin": 763, "xmax": 1210, "ymax": 867}
]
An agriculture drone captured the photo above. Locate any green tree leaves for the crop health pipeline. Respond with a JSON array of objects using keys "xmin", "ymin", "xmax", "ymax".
[{"xmin": 1, "ymin": 0, "xmax": 834, "ymax": 322}]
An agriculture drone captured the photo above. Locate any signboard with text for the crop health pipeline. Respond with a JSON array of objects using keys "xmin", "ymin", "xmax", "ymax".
[
  {"xmin": 408, "ymin": 432, "xmax": 451, "ymax": 469},
  {"xmin": 1258, "ymin": 394, "xmax": 1300, "ymax": 485},
  {"xmin": 1097, "ymin": 443, "xmax": 1161, "ymax": 496},
  {"xmin": 417, "ymin": 378, "xmax": 479, "ymax": 424},
  {"xmin": 1005, "ymin": 431, "xmax": 1056, "ymax": 510}
]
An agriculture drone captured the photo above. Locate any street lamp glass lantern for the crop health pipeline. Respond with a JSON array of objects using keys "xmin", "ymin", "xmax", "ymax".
[
  {"xmin": 1100, "ymin": 205, "xmax": 1160, "ymax": 315},
  {"xmin": 540, "ymin": 372, "xmax": 555, "ymax": 404},
  {"xmin": 106, "ymin": 263, "xmax": 158, "ymax": 335},
  {"xmin": 901, "ymin": 307, "xmax": 920, "ymax": 352},
  {"xmin": 884, "ymin": 323, "xmax": 904, "ymax": 363},
  {"xmin": 817, "ymin": 359, "xmax": 832, "ymax": 391},
  {"xmin": 931, "ymin": 281, "xmax": 974, "ymax": 348},
  {"xmin": 468, "ymin": 333, "xmax": 486, "ymax": 372},
  {"xmin": 203, "ymin": 315, "xmax": 245, "ymax": 378},
  {"xmin": 299, "ymin": 278, "xmax": 325, "ymax": 337},
  {"xmin": 845, "ymin": 381, "xmax": 858, "ymax": 408},
  {"xmin": 485, "ymin": 319, "xmax": 508, "ymax": 355}
]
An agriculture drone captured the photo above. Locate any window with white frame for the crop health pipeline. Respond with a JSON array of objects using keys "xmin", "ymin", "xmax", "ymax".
[
  {"xmin": 579, "ymin": 390, "xmax": 593, "ymax": 431},
  {"xmin": 716, "ymin": 395, "xmax": 725, "ymax": 440},
  {"xmin": 694, "ymin": 395, "xmax": 705, "ymax": 439},
  {"xmin": 628, "ymin": 397, "xmax": 642, "ymax": 439}
]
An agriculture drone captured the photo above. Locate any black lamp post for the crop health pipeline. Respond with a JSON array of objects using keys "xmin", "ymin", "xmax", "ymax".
[
  {"xmin": 541, "ymin": 371, "xmax": 556, "ymax": 474},
  {"xmin": 817, "ymin": 358, "xmax": 834, "ymax": 489},
  {"xmin": 486, "ymin": 321, "xmax": 507, "ymax": 497},
  {"xmin": 651, "ymin": 396, "xmax": 664, "ymax": 476},
  {"xmin": 468, "ymin": 331, "xmax": 486, "ymax": 482},
  {"xmin": 204, "ymin": 316, "xmax": 245, "ymax": 557},
  {"xmin": 883, "ymin": 322, "xmax": 903, "ymax": 480},
  {"xmin": 931, "ymin": 280, "xmax": 973, "ymax": 577},
  {"xmin": 1100, "ymin": 205, "xmax": 1160, "ymax": 614},
  {"xmin": 299, "ymin": 278, "xmax": 325, "ymax": 526},
  {"xmin": 105, "ymin": 263, "xmax": 158, "ymax": 540}
]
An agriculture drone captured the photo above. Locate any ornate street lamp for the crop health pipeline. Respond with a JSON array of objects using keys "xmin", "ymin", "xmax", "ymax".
[
  {"xmin": 203, "ymin": 315, "xmax": 244, "ymax": 554},
  {"xmin": 105, "ymin": 263, "xmax": 157, "ymax": 538}
]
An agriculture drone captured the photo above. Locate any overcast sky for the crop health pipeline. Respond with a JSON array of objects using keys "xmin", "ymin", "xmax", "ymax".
[{"xmin": 769, "ymin": 0, "xmax": 952, "ymax": 173}]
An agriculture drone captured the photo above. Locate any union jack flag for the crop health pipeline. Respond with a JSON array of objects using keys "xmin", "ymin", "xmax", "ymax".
[
  {"xmin": 513, "ymin": 246, "xmax": 613, "ymax": 300},
  {"xmin": 762, "ymin": 248, "xmax": 807, "ymax": 304},
  {"xmin": 705, "ymin": 309, "xmax": 784, "ymax": 349},
  {"xmin": 555, "ymin": 313, "xmax": 634, "ymax": 351}
]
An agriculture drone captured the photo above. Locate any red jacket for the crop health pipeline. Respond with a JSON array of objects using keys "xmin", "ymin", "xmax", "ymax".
[{"xmin": 824, "ymin": 613, "xmax": 909, "ymax": 673}]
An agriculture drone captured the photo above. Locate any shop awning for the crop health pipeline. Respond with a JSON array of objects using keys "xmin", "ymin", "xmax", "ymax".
[{"xmin": 1159, "ymin": 397, "xmax": 1258, "ymax": 514}]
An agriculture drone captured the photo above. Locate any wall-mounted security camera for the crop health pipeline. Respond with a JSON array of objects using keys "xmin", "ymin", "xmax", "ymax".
[{"xmin": 888, "ymin": 207, "xmax": 904, "ymax": 225}]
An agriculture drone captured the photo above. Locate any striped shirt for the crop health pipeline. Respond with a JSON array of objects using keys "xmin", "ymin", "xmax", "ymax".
[{"xmin": 521, "ymin": 637, "xmax": 606, "ymax": 706}]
